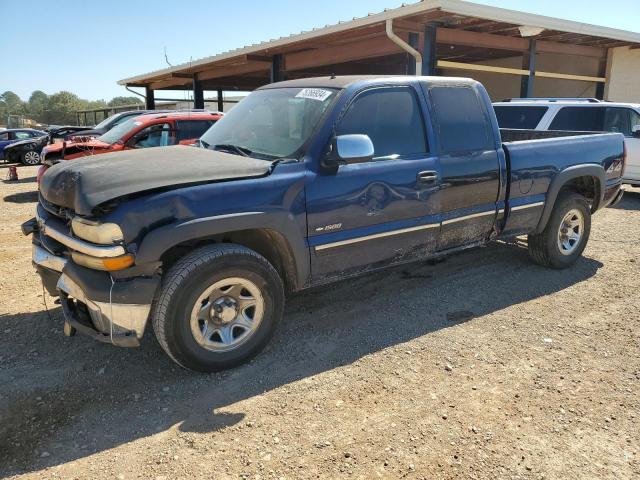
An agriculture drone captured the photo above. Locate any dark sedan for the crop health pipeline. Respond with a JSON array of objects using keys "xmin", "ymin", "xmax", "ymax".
[{"xmin": 0, "ymin": 129, "xmax": 47, "ymax": 160}]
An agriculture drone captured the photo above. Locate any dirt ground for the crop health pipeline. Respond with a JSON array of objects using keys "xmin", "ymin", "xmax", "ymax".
[{"xmin": 0, "ymin": 164, "xmax": 638, "ymax": 480}]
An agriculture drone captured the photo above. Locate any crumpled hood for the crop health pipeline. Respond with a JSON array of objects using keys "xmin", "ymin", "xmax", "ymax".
[{"xmin": 40, "ymin": 145, "xmax": 272, "ymax": 215}]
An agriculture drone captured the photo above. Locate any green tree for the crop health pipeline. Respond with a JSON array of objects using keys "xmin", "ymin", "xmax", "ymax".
[
  {"xmin": 108, "ymin": 96, "xmax": 143, "ymax": 107},
  {"xmin": 44, "ymin": 91, "xmax": 84, "ymax": 125},
  {"xmin": 28, "ymin": 90, "xmax": 49, "ymax": 122},
  {"xmin": 0, "ymin": 91, "xmax": 26, "ymax": 124}
]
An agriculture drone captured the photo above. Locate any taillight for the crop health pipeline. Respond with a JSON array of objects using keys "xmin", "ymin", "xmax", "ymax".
[{"xmin": 622, "ymin": 141, "xmax": 628, "ymax": 174}]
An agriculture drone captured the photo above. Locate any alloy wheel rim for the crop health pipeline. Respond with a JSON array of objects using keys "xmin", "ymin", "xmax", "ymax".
[
  {"xmin": 189, "ymin": 277, "xmax": 265, "ymax": 352},
  {"xmin": 24, "ymin": 151, "xmax": 40, "ymax": 165},
  {"xmin": 557, "ymin": 208, "xmax": 584, "ymax": 256}
]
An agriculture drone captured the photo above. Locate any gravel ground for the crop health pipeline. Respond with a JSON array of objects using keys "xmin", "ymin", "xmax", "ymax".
[{"xmin": 0, "ymin": 165, "xmax": 639, "ymax": 479}]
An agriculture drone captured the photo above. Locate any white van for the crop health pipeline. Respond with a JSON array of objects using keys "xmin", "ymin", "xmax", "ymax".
[{"xmin": 493, "ymin": 99, "xmax": 640, "ymax": 186}]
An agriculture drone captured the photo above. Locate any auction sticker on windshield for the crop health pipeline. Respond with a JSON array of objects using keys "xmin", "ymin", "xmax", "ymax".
[{"xmin": 295, "ymin": 88, "xmax": 333, "ymax": 101}]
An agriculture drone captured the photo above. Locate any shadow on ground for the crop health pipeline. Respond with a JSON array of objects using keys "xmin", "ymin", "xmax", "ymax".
[
  {"xmin": 0, "ymin": 241, "xmax": 603, "ymax": 475},
  {"xmin": 611, "ymin": 189, "xmax": 640, "ymax": 211},
  {"xmin": 3, "ymin": 191, "xmax": 38, "ymax": 203}
]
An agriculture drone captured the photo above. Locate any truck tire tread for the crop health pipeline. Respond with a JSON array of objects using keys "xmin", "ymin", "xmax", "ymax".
[
  {"xmin": 151, "ymin": 243, "xmax": 284, "ymax": 371},
  {"xmin": 527, "ymin": 192, "xmax": 591, "ymax": 269}
]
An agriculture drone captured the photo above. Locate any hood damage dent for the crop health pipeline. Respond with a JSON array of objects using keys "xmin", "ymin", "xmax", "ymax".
[{"xmin": 39, "ymin": 145, "xmax": 273, "ymax": 216}]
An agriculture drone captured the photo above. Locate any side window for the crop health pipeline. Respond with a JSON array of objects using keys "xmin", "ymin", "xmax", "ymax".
[
  {"xmin": 131, "ymin": 122, "xmax": 175, "ymax": 148},
  {"xmin": 549, "ymin": 107, "xmax": 605, "ymax": 132},
  {"xmin": 494, "ymin": 106, "xmax": 548, "ymax": 129},
  {"xmin": 15, "ymin": 131, "xmax": 31, "ymax": 139},
  {"xmin": 604, "ymin": 108, "xmax": 631, "ymax": 136},
  {"xmin": 176, "ymin": 120, "xmax": 213, "ymax": 141},
  {"xmin": 0, "ymin": 132, "xmax": 9, "ymax": 141},
  {"xmin": 630, "ymin": 110, "xmax": 640, "ymax": 131},
  {"xmin": 428, "ymin": 86, "xmax": 493, "ymax": 152},
  {"xmin": 336, "ymin": 87, "xmax": 427, "ymax": 160}
]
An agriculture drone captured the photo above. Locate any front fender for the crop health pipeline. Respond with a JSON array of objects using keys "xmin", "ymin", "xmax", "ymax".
[
  {"xmin": 135, "ymin": 210, "xmax": 310, "ymax": 288},
  {"xmin": 535, "ymin": 164, "xmax": 605, "ymax": 234}
]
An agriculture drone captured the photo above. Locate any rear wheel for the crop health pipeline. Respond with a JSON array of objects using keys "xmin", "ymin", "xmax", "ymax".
[
  {"xmin": 528, "ymin": 192, "xmax": 591, "ymax": 269},
  {"xmin": 21, "ymin": 150, "xmax": 40, "ymax": 165},
  {"xmin": 152, "ymin": 244, "xmax": 284, "ymax": 372}
]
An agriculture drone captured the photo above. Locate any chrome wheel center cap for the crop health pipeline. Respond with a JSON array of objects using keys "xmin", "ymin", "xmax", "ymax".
[{"xmin": 212, "ymin": 297, "xmax": 238, "ymax": 324}]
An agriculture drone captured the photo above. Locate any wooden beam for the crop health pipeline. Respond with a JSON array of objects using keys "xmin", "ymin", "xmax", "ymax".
[
  {"xmin": 436, "ymin": 27, "xmax": 527, "ymax": 51},
  {"xmin": 197, "ymin": 61, "xmax": 271, "ymax": 81},
  {"xmin": 150, "ymin": 77, "xmax": 192, "ymax": 89},
  {"xmin": 536, "ymin": 39, "xmax": 605, "ymax": 58},
  {"xmin": 437, "ymin": 60, "xmax": 529, "ymax": 76},
  {"xmin": 285, "ymin": 33, "xmax": 406, "ymax": 71},
  {"xmin": 436, "ymin": 27, "xmax": 605, "ymax": 59},
  {"xmin": 393, "ymin": 19, "xmax": 424, "ymax": 33},
  {"xmin": 535, "ymin": 71, "xmax": 606, "ymax": 82},
  {"xmin": 437, "ymin": 59, "xmax": 605, "ymax": 83}
]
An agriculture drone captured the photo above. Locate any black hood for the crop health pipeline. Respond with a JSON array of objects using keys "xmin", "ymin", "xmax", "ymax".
[
  {"xmin": 67, "ymin": 128, "xmax": 106, "ymax": 137},
  {"xmin": 40, "ymin": 145, "xmax": 272, "ymax": 215}
]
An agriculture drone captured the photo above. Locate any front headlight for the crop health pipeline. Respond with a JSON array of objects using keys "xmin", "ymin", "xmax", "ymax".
[{"xmin": 71, "ymin": 217, "xmax": 124, "ymax": 245}]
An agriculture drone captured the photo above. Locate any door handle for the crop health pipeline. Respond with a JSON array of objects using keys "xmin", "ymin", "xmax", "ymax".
[{"xmin": 417, "ymin": 171, "xmax": 438, "ymax": 183}]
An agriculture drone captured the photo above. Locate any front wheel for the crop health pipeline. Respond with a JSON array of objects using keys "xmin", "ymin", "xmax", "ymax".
[
  {"xmin": 528, "ymin": 192, "xmax": 591, "ymax": 269},
  {"xmin": 21, "ymin": 150, "xmax": 41, "ymax": 165},
  {"xmin": 152, "ymin": 244, "xmax": 284, "ymax": 372}
]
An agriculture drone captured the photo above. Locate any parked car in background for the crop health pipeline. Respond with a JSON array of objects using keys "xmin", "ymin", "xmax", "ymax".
[
  {"xmin": 3, "ymin": 133, "xmax": 49, "ymax": 165},
  {"xmin": 38, "ymin": 111, "xmax": 221, "ymax": 176},
  {"xmin": 3, "ymin": 125, "xmax": 91, "ymax": 165},
  {"xmin": 68, "ymin": 110, "xmax": 166, "ymax": 141},
  {"xmin": 26, "ymin": 76, "xmax": 625, "ymax": 371},
  {"xmin": 0, "ymin": 128, "xmax": 47, "ymax": 160},
  {"xmin": 493, "ymin": 99, "xmax": 640, "ymax": 186}
]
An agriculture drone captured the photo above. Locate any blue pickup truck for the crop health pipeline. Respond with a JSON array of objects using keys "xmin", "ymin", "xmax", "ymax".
[{"xmin": 25, "ymin": 75, "xmax": 626, "ymax": 372}]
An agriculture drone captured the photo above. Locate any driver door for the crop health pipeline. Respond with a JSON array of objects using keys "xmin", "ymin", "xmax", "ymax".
[{"xmin": 305, "ymin": 85, "xmax": 441, "ymax": 282}]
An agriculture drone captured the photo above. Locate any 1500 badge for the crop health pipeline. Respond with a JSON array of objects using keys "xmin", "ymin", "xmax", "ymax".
[{"xmin": 315, "ymin": 223, "xmax": 342, "ymax": 232}]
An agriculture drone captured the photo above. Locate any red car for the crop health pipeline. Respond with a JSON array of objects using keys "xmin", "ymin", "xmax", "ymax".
[{"xmin": 38, "ymin": 111, "xmax": 221, "ymax": 182}]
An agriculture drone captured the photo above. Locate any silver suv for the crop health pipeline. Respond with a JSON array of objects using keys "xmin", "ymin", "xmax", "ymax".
[{"xmin": 493, "ymin": 99, "xmax": 640, "ymax": 186}]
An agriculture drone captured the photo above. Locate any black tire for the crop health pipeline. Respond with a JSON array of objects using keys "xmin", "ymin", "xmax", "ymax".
[
  {"xmin": 152, "ymin": 244, "xmax": 284, "ymax": 372},
  {"xmin": 528, "ymin": 192, "xmax": 591, "ymax": 269}
]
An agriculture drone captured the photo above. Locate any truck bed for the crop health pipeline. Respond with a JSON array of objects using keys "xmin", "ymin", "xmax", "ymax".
[{"xmin": 499, "ymin": 130, "xmax": 625, "ymax": 236}]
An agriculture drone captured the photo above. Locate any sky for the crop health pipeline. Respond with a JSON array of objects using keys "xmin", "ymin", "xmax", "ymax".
[{"xmin": 1, "ymin": 0, "xmax": 638, "ymax": 102}]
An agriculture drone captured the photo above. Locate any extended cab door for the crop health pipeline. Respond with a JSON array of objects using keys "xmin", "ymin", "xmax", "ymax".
[
  {"xmin": 421, "ymin": 83, "xmax": 501, "ymax": 251},
  {"xmin": 306, "ymin": 85, "xmax": 441, "ymax": 281}
]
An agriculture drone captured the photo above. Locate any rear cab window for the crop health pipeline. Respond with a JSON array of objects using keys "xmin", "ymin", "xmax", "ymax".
[
  {"xmin": 494, "ymin": 106, "xmax": 548, "ymax": 129},
  {"xmin": 427, "ymin": 85, "xmax": 493, "ymax": 152}
]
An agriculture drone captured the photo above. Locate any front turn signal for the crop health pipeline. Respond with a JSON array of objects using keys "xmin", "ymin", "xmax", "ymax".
[{"xmin": 72, "ymin": 252, "xmax": 135, "ymax": 271}]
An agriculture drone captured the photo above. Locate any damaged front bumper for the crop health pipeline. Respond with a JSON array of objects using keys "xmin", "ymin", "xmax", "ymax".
[
  {"xmin": 56, "ymin": 270, "xmax": 151, "ymax": 347},
  {"xmin": 26, "ymin": 216, "xmax": 159, "ymax": 347}
]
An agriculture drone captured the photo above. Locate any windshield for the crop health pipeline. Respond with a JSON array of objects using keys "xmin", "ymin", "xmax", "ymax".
[
  {"xmin": 97, "ymin": 118, "xmax": 142, "ymax": 144},
  {"xmin": 200, "ymin": 87, "xmax": 338, "ymax": 159}
]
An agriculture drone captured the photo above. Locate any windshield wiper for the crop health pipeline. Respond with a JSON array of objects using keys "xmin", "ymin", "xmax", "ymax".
[{"xmin": 211, "ymin": 143, "xmax": 253, "ymax": 157}]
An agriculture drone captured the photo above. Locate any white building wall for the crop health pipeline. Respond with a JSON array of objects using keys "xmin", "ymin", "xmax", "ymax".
[{"xmin": 604, "ymin": 46, "xmax": 640, "ymax": 102}]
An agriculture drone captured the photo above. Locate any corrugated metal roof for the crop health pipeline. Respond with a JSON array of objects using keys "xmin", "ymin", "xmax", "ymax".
[{"xmin": 118, "ymin": 0, "xmax": 640, "ymax": 86}]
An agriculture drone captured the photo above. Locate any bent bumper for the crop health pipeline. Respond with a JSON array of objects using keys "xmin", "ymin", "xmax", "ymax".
[
  {"xmin": 31, "ymin": 243, "xmax": 158, "ymax": 347},
  {"xmin": 57, "ymin": 273, "xmax": 150, "ymax": 347}
]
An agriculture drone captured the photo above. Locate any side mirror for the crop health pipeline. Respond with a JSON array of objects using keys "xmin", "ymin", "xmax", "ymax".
[
  {"xmin": 322, "ymin": 134, "xmax": 374, "ymax": 170},
  {"xmin": 632, "ymin": 125, "xmax": 640, "ymax": 138}
]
